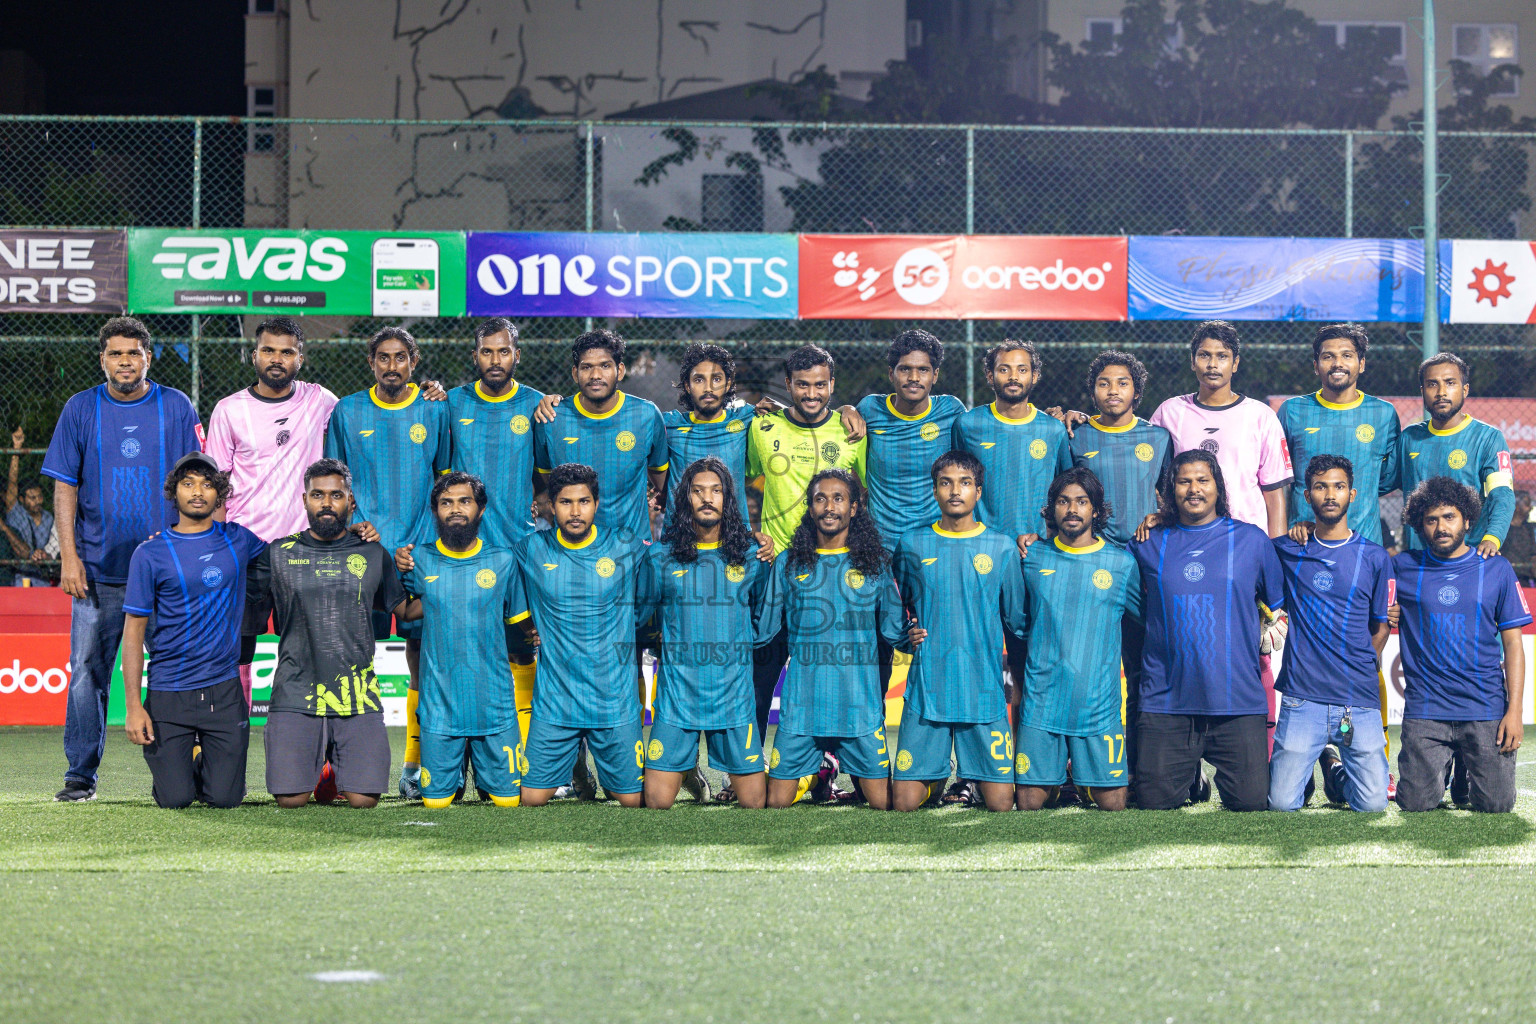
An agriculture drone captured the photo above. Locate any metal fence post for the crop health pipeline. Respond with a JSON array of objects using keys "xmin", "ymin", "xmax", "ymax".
[
  {"xmin": 191, "ymin": 117, "xmax": 203, "ymax": 412},
  {"xmin": 1421, "ymin": 0, "xmax": 1440, "ymax": 358},
  {"xmin": 585, "ymin": 121, "xmax": 595, "ymax": 333},
  {"xmin": 966, "ymin": 126, "xmax": 976, "ymax": 405},
  {"xmin": 1344, "ymin": 130, "xmax": 1354, "ymax": 238}
]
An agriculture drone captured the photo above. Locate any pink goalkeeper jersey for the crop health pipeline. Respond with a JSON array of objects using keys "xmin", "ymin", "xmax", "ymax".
[
  {"xmin": 204, "ymin": 380, "xmax": 338, "ymax": 542},
  {"xmin": 1149, "ymin": 393, "xmax": 1292, "ymax": 531}
]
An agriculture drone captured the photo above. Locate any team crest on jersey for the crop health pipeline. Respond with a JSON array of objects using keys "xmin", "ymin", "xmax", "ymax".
[
  {"xmin": 1438, "ymin": 585, "xmax": 1460, "ymax": 606},
  {"xmin": 920, "ymin": 422, "xmax": 941, "ymax": 441},
  {"xmin": 1448, "ymin": 449, "xmax": 1468, "ymax": 470},
  {"xmin": 1198, "ymin": 439, "xmax": 1218, "ymax": 455},
  {"xmin": 276, "ymin": 429, "xmax": 291, "ymax": 447},
  {"xmin": 475, "ymin": 569, "xmax": 497, "ymax": 589},
  {"xmin": 119, "ymin": 437, "xmax": 140, "ymax": 458},
  {"xmin": 420, "ymin": 767, "xmax": 431, "ymax": 787},
  {"xmin": 201, "ymin": 566, "xmax": 223, "ymax": 588},
  {"xmin": 1135, "ymin": 442, "xmax": 1154, "ymax": 463},
  {"xmin": 1313, "ymin": 570, "xmax": 1334, "ymax": 591},
  {"xmin": 347, "ymin": 554, "xmax": 367, "ymax": 579},
  {"xmin": 1028, "ymin": 439, "xmax": 1047, "ymax": 460},
  {"xmin": 1183, "ymin": 561, "xmax": 1206, "ymax": 582},
  {"xmin": 1355, "ymin": 423, "xmax": 1375, "ymax": 443},
  {"xmin": 973, "ymin": 553, "xmax": 993, "ymax": 575},
  {"xmin": 727, "ymin": 419, "xmax": 745, "ymax": 433},
  {"xmin": 844, "ymin": 568, "xmax": 866, "ymax": 589},
  {"xmin": 596, "ymin": 557, "xmax": 616, "ymax": 578},
  {"xmin": 769, "ymin": 748, "xmax": 780, "ymax": 768},
  {"xmin": 1092, "ymin": 569, "xmax": 1113, "ymax": 590},
  {"xmin": 1015, "ymin": 752, "xmax": 1030, "ymax": 774},
  {"xmin": 511, "ymin": 415, "xmax": 530, "ymax": 435},
  {"xmin": 615, "ymin": 430, "xmax": 636, "ymax": 452},
  {"xmin": 406, "ymin": 423, "xmax": 425, "ymax": 444},
  {"xmin": 648, "ymin": 739, "xmax": 664, "ymax": 761},
  {"xmin": 821, "ymin": 441, "xmax": 841, "ymax": 463},
  {"xmin": 896, "ymin": 750, "xmax": 913, "ymax": 771},
  {"xmin": 726, "ymin": 564, "xmax": 746, "ymax": 583}
]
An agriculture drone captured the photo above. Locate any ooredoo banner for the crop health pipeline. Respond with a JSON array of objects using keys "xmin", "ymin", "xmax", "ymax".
[
  {"xmin": 797, "ymin": 234, "xmax": 1128, "ymax": 320},
  {"xmin": 0, "ymin": 229, "xmax": 126, "ymax": 313},
  {"xmin": 468, "ymin": 232, "xmax": 796, "ymax": 318}
]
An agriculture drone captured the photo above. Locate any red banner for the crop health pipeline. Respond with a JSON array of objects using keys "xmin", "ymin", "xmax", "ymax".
[
  {"xmin": 0, "ymin": 634, "xmax": 73, "ymax": 725},
  {"xmin": 798, "ymin": 234, "xmax": 1128, "ymax": 320}
]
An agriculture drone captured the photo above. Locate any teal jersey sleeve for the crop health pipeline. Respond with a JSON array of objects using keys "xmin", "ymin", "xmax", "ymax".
[
  {"xmin": 646, "ymin": 406, "xmax": 670, "ymax": 471},
  {"xmin": 1475, "ymin": 424, "xmax": 1515, "ymax": 546},
  {"xmin": 776, "ymin": 550, "xmax": 889, "ymax": 737},
  {"xmin": 410, "ymin": 542, "xmax": 519, "ymax": 736},
  {"xmin": 533, "ymin": 416, "xmax": 554, "ymax": 473},
  {"xmin": 430, "ymin": 399, "xmax": 452, "ymax": 475},
  {"xmin": 1376, "ymin": 402, "xmax": 1402, "ymax": 497},
  {"xmin": 322, "ymin": 402, "xmax": 346, "ymax": 463},
  {"xmin": 860, "ymin": 393, "xmax": 967, "ymax": 550},
  {"xmin": 1054, "ymin": 430, "xmax": 1072, "ymax": 473}
]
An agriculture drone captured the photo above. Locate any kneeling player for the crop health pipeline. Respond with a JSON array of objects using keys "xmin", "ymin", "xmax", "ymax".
[
  {"xmin": 646, "ymin": 458, "xmax": 777, "ymax": 809},
  {"xmin": 513, "ymin": 464, "xmax": 656, "ymax": 808},
  {"xmin": 763, "ymin": 470, "xmax": 920, "ymax": 809},
  {"xmin": 1016, "ymin": 467, "xmax": 1143, "ymax": 811},
  {"xmin": 248, "ymin": 459, "xmax": 409, "ymax": 808},
  {"xmin": 394, "ymin": 472, "xmax": 523, "ymax": 808},
  {"xmin": 891, "ymin": 451, "xmax": 1025, "ymax": 812}
]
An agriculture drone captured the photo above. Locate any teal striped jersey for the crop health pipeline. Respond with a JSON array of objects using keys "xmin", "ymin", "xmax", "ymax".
[
  {"xmin": 402, "ymin": 539, "xmax": 520, "ymax": 736},
  {"xmin": 660, "ymin": 404, "xmax": 755, "ymax": 529},
  {"xmin": 1276, "ymin": 391, "xmax": 1401, "ymax": 544},
  {"xmin": 892, "ymin": 523, "xmax": 1027, "ymax": 724},
  {"xmin": 951, "ymin": 403, "xmax": 1072, "ymax": 539},
  {"xmin": 534, "ymin": 391, "xmax": 669, "ymax": 543},
  {"xmin": 508, "ymin": 526, "xmax": 656, "ymax": 729},
  {"xmin": 763, "ymin": 548, "xmax": 907, "ymax": 737},
  {"xmin": 1020, "ymin": 536, "xmax": 1144, "ymax": 735},
  {"xmin": 858, "ymin": 393, "xmax": 968, "ymax": 550},
  {"xmin": 446, "ymin": 380, "xmax": 545, "ymax": 548},
  {"xmin": 1068, "ymin": 415, "xmax": 1174, "ymax": 547},
  {"xmin": 323, "ymin": 384, "xmax": 451, "ymax": 553},
  {"xmin": 648, "ymin": 542, "xmax": 777, "ymax": 730},
  {"xmin": 1397, "ymin": 415, "xmax": 1515, "ymax": 550}
]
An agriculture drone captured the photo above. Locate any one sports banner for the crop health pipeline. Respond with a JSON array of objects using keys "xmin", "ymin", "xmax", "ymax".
[
  {"xmin": 1449, "ymin": 240, "xmax": 1536, "ymax": 323},
  {"xmin": 1127, "ymin": 236, "xmax": 1442, "ymax": 321},
  {"xmin": 128, "ymin": 229, "xmax": 467, "ymax": 316},
  {"xmin": 0, "ymin": 229, "xmax": 126, "ymax": 313},
  {"xmin": 798, "ymin": 234, "xmax": 1127, "ymax": 320},
  {"xmin": 468, "ymin": 232, "xmax": 796, "ymax": 318}
]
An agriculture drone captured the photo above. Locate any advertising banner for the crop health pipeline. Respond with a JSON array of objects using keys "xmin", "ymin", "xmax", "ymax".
[
  {"xmin": 1449, "ymin": 240, "xmax": 1536, "ymax": 324},
  {"xmin": 128, "ymin": 229, "xmax": 467, "ymax": 316},
  {"xmin": 798, "ymin": 234, "xmax": 1127, "ymax": 320},
  {"xmin": 0, "ymin": 229, "xmax": 126, "ymax": 313},
  {"xmin": 1128, "ymin": 236, "xmax": 1439, "ymax": 321},
  {"xmin": 467, "ymin": 232, "xmax": 796, "ymax": 318}
]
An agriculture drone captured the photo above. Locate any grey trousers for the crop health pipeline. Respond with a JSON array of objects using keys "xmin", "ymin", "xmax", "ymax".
[{"xmin": 1397, "ymin": 718, "xmax": 1516, "ymax": 813}]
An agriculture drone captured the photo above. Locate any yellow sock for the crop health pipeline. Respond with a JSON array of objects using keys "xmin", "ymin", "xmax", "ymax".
[
  {"xmin": 793, "ymin": 774, "xmax": 816, "ymax": 804},
  {"xmin": 422, "ymin": 795, "xmax": 453, "ymax": 809},
  {"xmin": 925, "ymin": 781, "xmax": 942, "ymax": 805},
  {"xmin": 511, "ymin": 661, "xmax": 536, "ymax": 745},
  {"xmin": 489, "ymin": 793, "xmax": 520, "ymax": 808},
  {"xmin": 403, "ymin": 686, "xmax": 421, "ymax": 766},
  {"xmin": 1378, "ymin": 669, "xmax": 1392, "ymax": 758}
]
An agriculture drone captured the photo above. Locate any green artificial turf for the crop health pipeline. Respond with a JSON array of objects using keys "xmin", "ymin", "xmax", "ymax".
[{"xmin": 5, "ymin": 725, "xmax": 1536, "ymax": 1022}]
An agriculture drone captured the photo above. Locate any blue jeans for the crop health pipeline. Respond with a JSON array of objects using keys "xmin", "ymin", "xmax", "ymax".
[
  {"xmin": 1268, "ymin": 695, "xmax": 1388, "ymax": 812},
  {"xmin": 63, "ymin": 582, "xmax": 127, "ymax": 786}
]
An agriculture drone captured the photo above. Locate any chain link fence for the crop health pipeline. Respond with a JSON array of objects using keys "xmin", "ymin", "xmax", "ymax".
[{"xmin": 3, "ymin": 116, "xmax": 1536, "ymax": 580}]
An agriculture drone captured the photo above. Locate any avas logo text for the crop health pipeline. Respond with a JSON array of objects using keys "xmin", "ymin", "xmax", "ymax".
[
  {"xmin": 152, "ymin": 236, "xmax": 348, "ymax": 282},
  {"xmin": 0, "ymin": 658, "xmax": 70, "ymax": 694}
]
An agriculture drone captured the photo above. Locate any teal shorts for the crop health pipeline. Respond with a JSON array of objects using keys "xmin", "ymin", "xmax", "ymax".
[
  {"xmin": 647, "ymin": 719, "xmax": 764, "ymax": 775},
  {"xmin": 1014, "ymin": 722, "xmax": 1128, "ymax": 789},
  {"xmin": 420, "ymin": 723, "xmax": 523, "ymax": 801},
  {"xmin": 768, "ymin": 726, "xmax": 889, "ymax": 781},
  {"xmin": 523, "ymin": 717, "xmax": 645, "ymax": 794},
  {"xmin": 893, "ymin": 709, "xmax": 1014, "ymax": 782}
]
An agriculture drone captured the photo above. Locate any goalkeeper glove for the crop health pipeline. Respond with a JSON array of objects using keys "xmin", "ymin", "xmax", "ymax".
[{"xmin": 1259, "ymin": 607, "xmax": 1288, "ymax": 654}]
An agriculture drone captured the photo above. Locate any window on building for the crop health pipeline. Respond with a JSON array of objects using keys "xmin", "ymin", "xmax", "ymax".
[
  {"xmin": 248, "ymin": 0, "xmax": 277, "ymax": 13},
  {"xmin": 1316, "ymin": 22, "xmax": 1408, "ymax": 86},
  {"xmin": 701, "ymin": 174, "xmax": 763, "ymax": 232},
  {"xmin": 247, "ymin": 86, "xmax": 276, "ymax": 153},
  {"xmin": 1086, "ymin": 18, "xmax": 1121, "ymax": 51},
  {"xmin": 906, "ymin": 19, "xmax": 923, "ymax": 51},
  {"xmin": 1453, "ymin": 24, "xmax": 1519, "ymax": 97}
]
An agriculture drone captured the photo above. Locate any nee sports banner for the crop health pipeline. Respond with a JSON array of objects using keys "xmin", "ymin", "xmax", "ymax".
[
  {"xmin": 468, "ymin": 232, "xmax": 796, "ymax": 318},
  {"xmin": 0, "ymin": 229, "xmax": 126, "ymax": 313},
  {"xmin": 127, "ymin": 229, "xmax": 467, "ymax": 316},
  {"xmin": 798, "ymin": 234, "xmax": 1127, "ymax": 320}
]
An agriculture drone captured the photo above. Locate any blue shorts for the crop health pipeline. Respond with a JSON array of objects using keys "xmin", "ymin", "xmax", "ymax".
[
  {"xmin": 420, "ymin": 723, "xmax": 523, "ymax": 801},
  {"xmin": 768, "ymin": 726, "xmax": 889, "ymax": 781},
  {"xmin": 648, "ymin": 719, "xmax": 764, "ymax": 775},
  {"xmin": 523, "ymin": 718, "xmax": 645, "ymax": 794},
  {"xmin": 894, "ymin": 709, "xmax": 1014, "ymax": 782},
  {"xmin": 1015, "ymin": 723, "xmax": 1128, "ymax": 788}
]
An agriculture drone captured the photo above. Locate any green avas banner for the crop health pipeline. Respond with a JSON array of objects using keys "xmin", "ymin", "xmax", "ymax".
[{"xmin": 127, "ymin": 229, "xmax": 466, "ymax": 316}]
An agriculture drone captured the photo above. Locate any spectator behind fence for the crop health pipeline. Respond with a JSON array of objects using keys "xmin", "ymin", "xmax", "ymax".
[{"xmin": 4, "ymin": 425, "xmax": 57, "ymax": 586}]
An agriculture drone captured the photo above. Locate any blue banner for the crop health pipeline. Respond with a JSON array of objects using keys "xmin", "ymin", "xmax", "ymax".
[
  {"xmin": 467, "ymin": 232, "xmax": 796, "ymax": 318},
  {"xmin": 1128, "ymin": 236, "xmax": 1447, "ymax": 322}
]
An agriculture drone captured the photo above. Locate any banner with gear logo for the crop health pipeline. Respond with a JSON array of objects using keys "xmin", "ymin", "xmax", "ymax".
[{"xmin": 1450, "ymin": 240, "xmax": 1536, "ymax": 324}]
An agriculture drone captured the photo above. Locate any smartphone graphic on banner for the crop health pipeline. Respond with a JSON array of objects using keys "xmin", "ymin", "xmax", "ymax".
[{"xmin": 372, "ymin": 238, "xmax": 440, "ymax": 316}]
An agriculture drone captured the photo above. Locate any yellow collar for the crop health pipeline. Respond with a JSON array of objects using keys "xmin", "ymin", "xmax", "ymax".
[
  {"xmin": 1426, "ymin": 413, "xmax": 1475, "ymax": 437},
  {"xmin": 1053, "ymin": 535, "xmax": 1104, "ymax": 555},
  {"xmin": 369, "ymin": 383, "xmax": 419, "ymax": 410},
  {"xmin": 689, "ymin": 409, "xmax": 726, "ymax": 424},
  {"xmin": 574, "ymin": 391, "xmax": 626, "ymax": 420},
  {"xmin": 696, "ymin": 540, "xmax": 720, "ymax": 550},
  {"xmin": 435, "ymin": 537, "xmax": 483, "ymax": 559},
  {"xmin": 1315, "ymin": 389, "xmax": 1364, "ymax": 411},
  {"xmin": 474, "ymin": 380, "xmax": 520, "ymax": 403},
  {"xmin": 989, "ymin": 402, "xmax": 1036, "ymax": 425},
  {"xmin": 1088, "ymin": 414, "xmax": 1137, "ymax": 433},
  {"xmin": 557, "ymin": 526, "xmax": 598, "ymax": 550},
  {"xmin": 884, "ymin": 394, "xmax": 932, "ymax": 422},
  {"xmin": 815, "ymin": 547, "xmax": 849, "ymax": 555},
  {"xmin": 932, "ymin": 522, "xmax": 986, "ymax": 538}
]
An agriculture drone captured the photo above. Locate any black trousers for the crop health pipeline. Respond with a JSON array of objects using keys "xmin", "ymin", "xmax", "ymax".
[
  {"xmin": 141, "ymin": 678, "xmax": 250, "ymax": 809},
  {"xmin": 753, "ymin": 625, "xmax": 789, "ymax": 738},
  {"xmin": 1136, "ymin": 711, "xmax": 1268, "ymax": 811}
]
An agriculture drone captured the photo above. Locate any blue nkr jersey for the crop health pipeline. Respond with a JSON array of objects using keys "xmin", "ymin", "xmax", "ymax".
[{"xmin": 1273, "ymin": 532, "xmax": 1393, "ymax": 709}]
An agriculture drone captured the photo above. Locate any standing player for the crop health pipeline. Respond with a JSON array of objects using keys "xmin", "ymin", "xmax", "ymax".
[
  {"xmin": 1268, "ymin": 456, "xmax": 1393, "ymax": 812},
  {"xmin": 1067, "ymin": 352, "xmax": 1173, "ymax": 547},
  {"xmin": 645, "ymin": 458, "xmax": 777, "ymax": 809},
  {"xmin": 511, "ymin": 464, "xmax": 656, "ymax": 808},
  {"xmin": 890, "ymin": 451, "xmax": 1024, "ymax": 813},
  {"xmin": 762, "ymin": 470, "xmax": 916, "ymax": 810},
  {"xmin": 1131, "ymin": 450, "xmax": 1286, "ymax": 811},
  {"xmin": 120, "ymin": 454, "xmax": 266, "ymax": 808},
  {"xmin": 42, "ymin": 317, "xmax": 202, "ymax": 802},
  {"xmin": 393, "ymin": 472, "xmax": 523, "ymax": 809},
  {"xmin": 660, "ymin": 344, "xmax": 756, "ymax": 527},
  {"xmin": 1394, "ymin": 477, "xmax": 1528, "ymax": 813},
  {"xmin": 324, "ymin": 326, "xmax": 451, "ymax": 799},
  {"xmin": 246, "ymin": 459, "xmax": 409, "ymax": 808}
]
